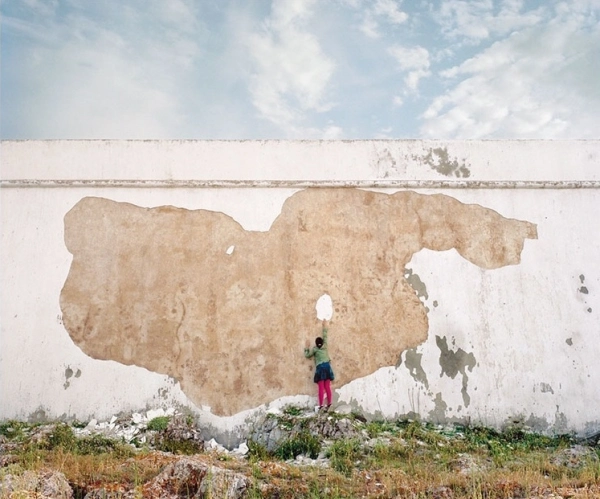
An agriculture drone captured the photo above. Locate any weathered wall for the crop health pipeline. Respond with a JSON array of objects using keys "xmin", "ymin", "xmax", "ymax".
[{"xmin": 1, "ymin": 140, "xmax": 599, "ymax": 442}]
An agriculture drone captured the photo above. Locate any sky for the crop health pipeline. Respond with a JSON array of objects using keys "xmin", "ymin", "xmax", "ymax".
[{"xmin": 1, "ymin": 0, "xmax": 599, "ymax": 140}]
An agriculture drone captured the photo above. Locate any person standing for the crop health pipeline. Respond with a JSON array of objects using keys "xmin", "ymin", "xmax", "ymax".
[{"xmin": 305, "ymin": 319, "xmax": 335, "ymax": 410}]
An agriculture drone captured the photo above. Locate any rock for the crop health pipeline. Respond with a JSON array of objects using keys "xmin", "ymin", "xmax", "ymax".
[
  {"xmin": 333, "ymin": 404, "xmax": 353, "ymax": 415},
  {"xmin": 250, "ymin": 409, "xmax": 364, "ymax": 454},
  {"xmin": 550, "ymin": 444, "xmax": 598, "ymax": 469},
  {"xmin": 0, "ymin": 454, "xmax": 19, "ymax": 467},
  {"xmin": 0, "ymin": 470, "xmax": 73, "ymax": 498},
  {"xmin": 452, "ymin": 453, "xmax": 490, "ymax": 475},
  {"xmin": 199, "ymin": 466, "xmax": 248, "ymax": 498},
  {"xmin": 205, "ymin": 438, "xmax": 227, "ymax": 453},
  {"xmin": 232, "ymin": 441, "xmax": 249, "ymax": 456},
  {"xmin": 152, "ymin": 415, "xmax": 204, "ymax": 454},
  {"xmin": 141, "ymin": 457, "xmax": 248, "ymax": 499},
  {"xmin": 428, "ymin": 485, "xmax": 454, "ymax": 498}
]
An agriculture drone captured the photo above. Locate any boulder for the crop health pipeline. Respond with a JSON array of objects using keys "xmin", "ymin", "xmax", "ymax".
[
  {"xmin": 0, "ymin": 469, "xmax": 73, "ymax": 498},
  {"xmin": 140, "ymin": 457, "xmax": 248, "ymax": 499}
]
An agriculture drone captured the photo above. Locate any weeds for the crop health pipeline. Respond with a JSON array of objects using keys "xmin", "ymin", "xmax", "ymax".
[
  {"xmin": 247, "ymin": 440, "xmax": 270, "ymax": 462},
  {"xmin": 1, "ymin": 416, "xmax": 599, "ymax": 498},
  {"xmin": 327, "ymin": 438, "xmax": 361, "ymax": 475},
  {"xmin": 146, "ymin": 415, "xmax": 170, "ymax": 432},
  {"xmin": 282, "ymin": 404, "xmax": 304, "ymax": 417},
  {"xmin": 274, "ymin": 431, "xmax": 321, "ymax": 460}
]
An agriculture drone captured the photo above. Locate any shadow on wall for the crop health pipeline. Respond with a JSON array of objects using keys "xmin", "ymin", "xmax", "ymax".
[{"xmin": 60, "ymin": 188, "xmax": 537, "ymax": 416}]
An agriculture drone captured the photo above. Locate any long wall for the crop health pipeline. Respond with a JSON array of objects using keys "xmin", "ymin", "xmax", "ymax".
[{"xmin": 1, "ymin": 140, "xmax": 599, "ymax": 443}]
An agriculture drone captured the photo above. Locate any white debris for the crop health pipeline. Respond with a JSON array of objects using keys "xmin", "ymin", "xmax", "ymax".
[
  {"xmin": 205, "ymin": 438, "xmax": 227, "ymax": 453},
  {"xmin": 232, "ymin": 442, "xmax": 249, "ymax": 456},
  {"xmin": 85, "ymin": 419, "xmax": 97, "ymax": 430},
  {"xmin": 131, "ymin": 413, "xmax": 143, "ymax": 424},
  {"xmin": 146, "ymin": 408, "xmax": 166, "ymax": 420}
]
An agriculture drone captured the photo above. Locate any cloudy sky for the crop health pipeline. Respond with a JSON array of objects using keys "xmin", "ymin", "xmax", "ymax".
[{"xmin": 1, "ymin": 0, "xmax": 599, "ymax": 140}]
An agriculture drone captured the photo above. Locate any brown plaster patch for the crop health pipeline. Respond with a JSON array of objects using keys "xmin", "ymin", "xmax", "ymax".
[{"xmin": 60, "ymin": 189, "xmax": 537, "ymax": 416}]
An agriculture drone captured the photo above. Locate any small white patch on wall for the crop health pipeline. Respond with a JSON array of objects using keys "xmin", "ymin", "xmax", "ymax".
[
  {"xmin": 315, "ymin": 293, "xmax": 333, "ymax": 321},
  {"xmin": 226, "ymin": 245, "xmax": 235, "ymax": 255}
]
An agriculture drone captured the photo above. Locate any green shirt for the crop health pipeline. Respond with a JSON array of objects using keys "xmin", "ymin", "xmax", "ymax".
[{"xmin": 304, "ymin": 327, "xmax": 330, "ymax": 366}]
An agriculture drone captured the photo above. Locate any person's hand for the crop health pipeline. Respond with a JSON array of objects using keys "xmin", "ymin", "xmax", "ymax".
[
  {"xmin": 322, "ymin": 319, "xmax": 328, "ymax": 327},
  {"xmin": 305, "ymin": 340, "xmax": 311, "ymax": 349}
]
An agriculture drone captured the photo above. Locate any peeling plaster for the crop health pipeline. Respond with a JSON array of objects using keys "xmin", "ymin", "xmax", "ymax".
[
  {"xmin": 436, "ymin": 336, "xmax": 477, "ymax": 407},
  {"xmin": 416, "ymin": 148, "xmax": 471, "ymax": 178},
  {"xmin": 399, "ymin": 348, "xmax": 429, "ymax": 389},
  {"xmin": 404, "ymin": 268, "xmax": 429, "ymax": 301},
  {"xmin": 429, "ymin": 392, "xmax": 448, "ymax": 423},
  {"xmin": 525, "ymin": 414, "xmax": 550, "ymax": 433},
  {"xmin": 374, "ymin": 148, "xmax": 400, "ymax": 178},
  {"xmin": 554, "ymin": 409, "xmax": 570, "ymax": 434},
  {"xmin": 60, "ymin": 188, "xmax": 536, "ymax": 416},
  {"xmin": 63, "ymin": 366, "xmax": 81, "ymax": 389}
]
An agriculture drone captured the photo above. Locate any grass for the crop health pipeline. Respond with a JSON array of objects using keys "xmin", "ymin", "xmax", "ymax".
[
  {"xmin": 146, "ymin": 415, "xmax": 170, "ymax": 432},
  {"xmin": 1, "ymin": 416, "xmax": 599, "ymax": 498}
]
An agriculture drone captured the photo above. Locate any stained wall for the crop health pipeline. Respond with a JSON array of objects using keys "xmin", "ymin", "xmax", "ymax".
[{"xmin": 1, "ymin": 140, "xmax": 599, "ymax": 441}]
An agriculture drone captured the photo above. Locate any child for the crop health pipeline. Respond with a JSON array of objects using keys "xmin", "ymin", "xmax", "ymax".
[{"xmin": 304, "ymin": 319, "xmax": 335, "ymax": 410}]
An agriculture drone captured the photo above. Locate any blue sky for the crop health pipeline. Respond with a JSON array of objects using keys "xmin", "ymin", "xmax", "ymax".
[{"xmin": 1, "ymin": 0, "xmax": 599, "ymax": 139}]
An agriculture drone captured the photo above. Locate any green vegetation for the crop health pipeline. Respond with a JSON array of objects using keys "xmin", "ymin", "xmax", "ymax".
[
  {"xmin": 327, "ymin": 438, "xmax": 362, "ymax": 475},
  {"xmin": 274, "ymin": 431, "xmax": 321, "ymax": 460},
  {"xmin": 146, "ymin": 415, "xmax": 171, "ymax": 432},
  {"xmin": 1, "ymin": 416, "xmax": 599, "ymax": 498},
  {"xmin": 282, "ymin": 404, "xmax": 304, "ymax": 417}
]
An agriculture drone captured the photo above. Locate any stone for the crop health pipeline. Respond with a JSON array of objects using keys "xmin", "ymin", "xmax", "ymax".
[
  {"xmin": 140, "ymin": 457, "xmax": 248, "ymax": 499},
  {"xmin": 550, "ymin": 444, "xmax": 598, "ymax": 469},
  {"xmin": 0, "ymin": 470, "xmax": 73, "ymax": 498}
]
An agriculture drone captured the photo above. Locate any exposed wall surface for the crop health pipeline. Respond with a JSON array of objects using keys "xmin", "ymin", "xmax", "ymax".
[{"xmin": 1, "ymin": 140, "xmax": 599, "ymax": 442}]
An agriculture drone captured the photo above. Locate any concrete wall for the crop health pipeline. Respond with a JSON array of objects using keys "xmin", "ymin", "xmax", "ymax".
[{"xmin": 1, "ymin": 140, "xmax": 599, "ymax": 442}]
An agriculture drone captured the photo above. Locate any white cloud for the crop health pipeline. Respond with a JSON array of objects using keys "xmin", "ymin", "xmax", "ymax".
[
  {"xmin": 420, "ymin": 7, "xmax": 600, "ymax": 138},
  {"xmin": 246, "ymin": 0, "xmax": 335, "ymax": 134},
  {"xmin": 393, "ymin": 96, "xmax": 404, "ymax": 107},
  {"xmin": 373, "ymin": 0, "xmax": 409, "ymax": 24},
  {"xmin": 388, "ymin": 45, "xmax": 431, "ymax": 92},
  {"xmin": 2, "ymin": 1, "xmax": 206, "ymax": 138},
  {"xmin": 435, "ymin": 0, "xmax": 546, "ymax": 44},
  {"xmin": 359, "ymin": 0, "xmax": 408, "ymax": 38}
]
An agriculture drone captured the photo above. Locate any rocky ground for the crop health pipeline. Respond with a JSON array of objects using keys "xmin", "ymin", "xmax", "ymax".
[{"xmin": 2, "ymin": 405, "xmax": 600, "ymax": 498}]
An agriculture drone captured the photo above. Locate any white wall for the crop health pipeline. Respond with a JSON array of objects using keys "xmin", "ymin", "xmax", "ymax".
[{"xmin": 1, "ymin": 140, "xmax": 599, "ymax": 440}]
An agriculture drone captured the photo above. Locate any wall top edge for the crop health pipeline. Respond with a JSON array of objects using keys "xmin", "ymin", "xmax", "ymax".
[
  {"xmin": 2, "ymin": 138, "xmax": 600, "ymax": 144},
  {"xmin": 2, "ymin": 179, "xmax": 600, "ymax": 189},
  {"xmin": 2, "ymin": 140, "xmax": 598, "ymax": 182}
]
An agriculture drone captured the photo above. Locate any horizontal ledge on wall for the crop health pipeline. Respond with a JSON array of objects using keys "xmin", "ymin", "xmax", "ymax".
[{"xmin": 1, "ymin": 179, "xmax": 600, "ymax": 189}]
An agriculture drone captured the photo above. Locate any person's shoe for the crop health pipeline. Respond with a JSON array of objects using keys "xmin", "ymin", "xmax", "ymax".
[{"xmin": 326, "ymin": 405, "xmax": 332, "ymax": 412}]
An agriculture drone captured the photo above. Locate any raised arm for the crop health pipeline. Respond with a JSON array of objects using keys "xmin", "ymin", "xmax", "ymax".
[{"xmin": 322, "ymin": 319, "xmax": 328, "ymax": 346}]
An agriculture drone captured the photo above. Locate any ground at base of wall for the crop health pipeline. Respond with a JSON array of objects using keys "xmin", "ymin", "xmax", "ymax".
[{"xmin": 2, "ymin": 407, "xmax": 600, "ymax": 498}]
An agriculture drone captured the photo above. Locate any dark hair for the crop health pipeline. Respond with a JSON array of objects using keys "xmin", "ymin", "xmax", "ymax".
[{"xmin": 315, "ymin": 337, "xmax": 324, "ymax": 348}]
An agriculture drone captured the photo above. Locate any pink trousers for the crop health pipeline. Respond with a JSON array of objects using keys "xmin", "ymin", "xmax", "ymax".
[{"xmin": 317, "ymin": 379, "xmax": 332, "ymax": 406}]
